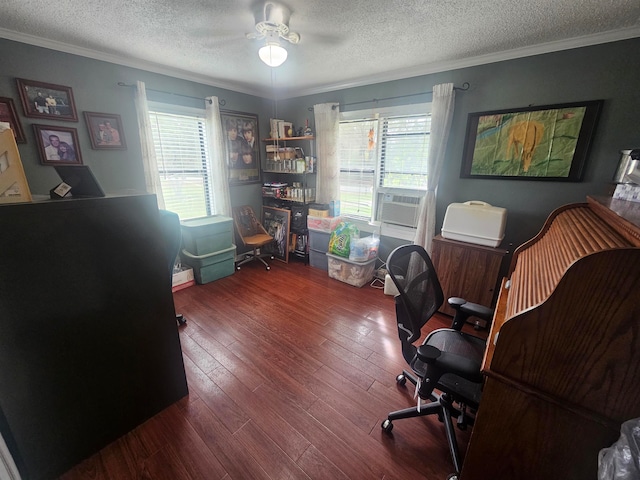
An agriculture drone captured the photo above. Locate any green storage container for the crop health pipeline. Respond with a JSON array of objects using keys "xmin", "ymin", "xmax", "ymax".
[
  {"xmin": 180, "ymin": 244, "xmax": 236, "ymax": 284},
  {"xmin": 181, "ymin": 215, "xmax": 233, "ymax": 256}
]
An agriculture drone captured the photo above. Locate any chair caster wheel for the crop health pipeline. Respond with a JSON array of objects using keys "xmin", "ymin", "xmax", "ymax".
[
  {"xmin": 396, "ymin": 374, "xmax": 406, "ymax": 386},
  {"xmin": 236, "ymin": 266, "xmax": 241, "ymax": 271},
  {"xmin": 446, "ymin": 474, "xmax": 459, "ymax": 480},
  {"xmin": 176, "ymin": 314, "xmax": 186, "ymax": 326},
  {"xmin": 266, "ymin": 266, "xmax": 270, "ymax": 271},
  {"xmin": 270, "ymin": 255, "xmax": 274, "ymax": 260},
  {"xmin": 381, "ymin": 419, "xmax": 393, "ymax": 433}
]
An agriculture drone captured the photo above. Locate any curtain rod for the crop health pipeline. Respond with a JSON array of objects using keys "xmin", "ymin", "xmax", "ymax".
[
  {"xmin": 117, "ymin": 82, "xmax": 226, "ymax": 106},
  {"xmin": 305, "ymin": 82, "xmax": 470, "ymax": 111}
]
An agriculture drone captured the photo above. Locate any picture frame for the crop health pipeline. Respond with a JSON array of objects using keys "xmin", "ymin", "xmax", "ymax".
[
  {"xmin": 84, "ymin": 111, "xmax": 127, "ymax": 150},
  {"xmin": 16, "ymin": 78, "xmax": 78, "ymax": 122},
  {"xmin": 33, "ymin": 124, "xmax": 83, "ymax": 165},
  {"xmin": 0, "ymin": 97, "xmax": 26, "ymax": 143},
  {"xmin": 262, "ymin": 206, "xmax": 291, "ymax": 263},
  {"xmin": 220, "ymin": 110, "xmax": 261, "ymax": 185},
  {"xmin": 0, "ymin": 128, "xmax": 32, "ymax": 204},
  {"xmin": 460, "ymin": 100, "xmax": 603, "ymax": 181}
]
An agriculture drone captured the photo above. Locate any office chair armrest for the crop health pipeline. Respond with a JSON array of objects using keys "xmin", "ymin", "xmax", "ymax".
[{"xmin": 448, "ymin": 297, "xmax": 494, "ymax": 330}]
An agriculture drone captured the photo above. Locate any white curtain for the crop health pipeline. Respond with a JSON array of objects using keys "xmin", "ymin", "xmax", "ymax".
[
  {"xmin": 134, "ymin": 80, "xmax": 165, "ymax": 209},
  {"xmin": 414, "ymin": 83, "xmax": 456, "ymax": 254},
  {"xmin": 313, "ymin": 103, "xmax": 340, "ymax": 204},
  {"xmin": 205, "ymin": 96, "xmax": 231, "ymax": 217}
]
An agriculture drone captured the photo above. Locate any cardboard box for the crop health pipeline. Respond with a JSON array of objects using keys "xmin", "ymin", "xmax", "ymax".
[
  {"xmin": 307, "ymin": 215, "xmax": 342, "ymax": 233},
  {"xmin": 172, "ymin": 267, "xmax": 194, "ymax": 292}
]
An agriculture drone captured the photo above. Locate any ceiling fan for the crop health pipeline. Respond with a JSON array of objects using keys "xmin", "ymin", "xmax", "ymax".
[{"xmin": 246, "ymin": 2, "xmax": 300, "ymax": 67}]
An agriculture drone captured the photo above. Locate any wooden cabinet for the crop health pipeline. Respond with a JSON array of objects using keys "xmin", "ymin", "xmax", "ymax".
[{"xmin": 430, "ymin": 235, "xmax": 507, "ymax": 317}]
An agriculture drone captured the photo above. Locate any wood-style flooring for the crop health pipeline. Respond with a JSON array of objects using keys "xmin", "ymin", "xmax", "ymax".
[{"xmin": 60, "ymin": 258, "xmax": 480, "ymax": 480}]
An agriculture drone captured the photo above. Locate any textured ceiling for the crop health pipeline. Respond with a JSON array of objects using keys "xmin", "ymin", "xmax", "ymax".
[{"xmin": 1, "ymin": 0, "xmax": 639, "ymax": 98}]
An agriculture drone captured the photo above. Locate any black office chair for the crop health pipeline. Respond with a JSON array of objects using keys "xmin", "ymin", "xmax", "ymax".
[
  {"xmin": 381, "ymin": 244, "xmax": 494, "ymax": 476},
  {"xmin": 159, "ymin": 209, "xmax": 187, "ymax": 326}
]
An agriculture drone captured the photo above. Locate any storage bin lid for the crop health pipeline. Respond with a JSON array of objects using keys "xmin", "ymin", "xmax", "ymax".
[{"xmin": 181, "ymin": 215, "xmax": 232, "ymax": 228}]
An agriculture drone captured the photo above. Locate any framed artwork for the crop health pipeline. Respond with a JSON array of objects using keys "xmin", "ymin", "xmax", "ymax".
[
  {"xmin": 0, "ymin": 97, "xmax": 26, "ymax": 143},
  {"xmin": 460, "ymin": 100, "xmax": 603, "ymax": 181},
  {"xmin": 33, "ymin": 124, "xmax": 83, "ymax": 165},
  {"xmin": 220, "ymin": 110, "xmax": 261, "ymax": 185},
  {"xmin": 262, "ymin": 206, "xmax": 290, "ymax": 263},
  {"xmin": 16, "ymin": 78, "xmax": 78, "ymax": 122},
  {"xmin": 84, "ymin": 111, "xmax": 127, "ymax": 150},
  {"xmin": 0, "ymin": 128, "xmax": 32, "ymax": 203}
]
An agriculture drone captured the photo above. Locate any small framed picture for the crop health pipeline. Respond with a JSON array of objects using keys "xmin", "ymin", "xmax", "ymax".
[
  {"xmin": 33, "ymin": 124, "xmax": 83, "ymax": 165},
  {"xmin": 0, "ymin": 97, "xmax": 26, "ymax": 143},
  {"xmin": 83, "ymin": 111, "xmax": 127, "ymax": 150},
  {"xmin": 16, "ymin": 78, "xmax": 78, "ymax": 122}
]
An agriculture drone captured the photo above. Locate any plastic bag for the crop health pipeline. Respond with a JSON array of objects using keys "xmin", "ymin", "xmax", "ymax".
[
  {"xmin": 349, "ymin": 235, "xmax": 380, "ymax": 261},
  {"xmin": 328, "ymin": 222, "xmax": 359, "ymax": 258},
  {"xmin": 598, "ymin": 418, "xmax": 640, "ymax": 480}
]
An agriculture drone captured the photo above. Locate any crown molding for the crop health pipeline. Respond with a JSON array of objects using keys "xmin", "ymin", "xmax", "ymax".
[
  {"xmin": 0, "ymin": 28, "xmax": 268, "ymax": 98},
  {"xmin": 278, "ymin": 25, "xmax": 640, "ymax": 99},
  {"xmin": 2, "ymin": 25, "xmax": 639, "ymax": 102}
]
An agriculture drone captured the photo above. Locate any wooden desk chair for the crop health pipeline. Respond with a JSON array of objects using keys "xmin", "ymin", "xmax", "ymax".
[{"xmin": 232, "ymin": 205, "xmax": 274, "ymax": 271}]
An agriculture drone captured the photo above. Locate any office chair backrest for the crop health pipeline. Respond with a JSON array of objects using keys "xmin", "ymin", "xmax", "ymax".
[
  {"xmin": 159, "ymin": 209, "xmax": 182, "ymax": 275},
  {"xmin": 387, "ymin": 244, "xmax": 445, "ymax": 361},
  {"xmin": 232, "ymin": 205, "xmax": 261, "ymax": 239}
]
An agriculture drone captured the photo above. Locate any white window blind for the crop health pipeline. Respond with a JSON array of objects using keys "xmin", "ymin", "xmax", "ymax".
[
  {"xmin": 380, "ymin": 115, "xmax": 431, "ymax": 189},
  {"xmin": 338, "ymin": 119, "xmax": 378, "ymax": 220},
  {"xmin": 149, "ymin": 110, "xmax": 214, "ymax": 220},
  {"xmin": 338, "ymin": 105, "xmax": 431, "ymax": 222}
]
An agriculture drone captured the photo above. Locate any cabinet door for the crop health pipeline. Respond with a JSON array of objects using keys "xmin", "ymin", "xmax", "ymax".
[{"xmin": 431, "ymin": 236, "xmax": 506, "ymax": 316}]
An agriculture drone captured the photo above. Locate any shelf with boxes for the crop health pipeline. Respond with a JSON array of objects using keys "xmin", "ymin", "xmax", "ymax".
[
  {"xmin": 262, "ymin": 136, "xmax": 316, "ymax": 205},
  {"xmin": 262, "ymin": 134, "xmax": 317, "ymax": 263}
]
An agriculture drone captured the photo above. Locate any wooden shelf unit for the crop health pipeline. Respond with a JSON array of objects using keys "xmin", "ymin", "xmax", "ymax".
[{"xmin": 431, "ymin": 235, "xmax": 507, "ymax": 318}]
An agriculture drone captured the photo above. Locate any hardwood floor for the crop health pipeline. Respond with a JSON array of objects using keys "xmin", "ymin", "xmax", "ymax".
[{"xmin": 60, "ymin": 259, "xmax": 480, "ymax": 480}]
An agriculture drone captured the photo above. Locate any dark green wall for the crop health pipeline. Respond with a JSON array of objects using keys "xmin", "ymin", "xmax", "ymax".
[
  {"xmin": 0, "ymin": 38, "xmax": 270, "ymax": 214},
  {"xmin": 2, "ymin": 37, "xmax": 639, "ymax": 266},
  {"xmin": 277, "ymin": 38, "xmax": 640, "ymax": 265}
]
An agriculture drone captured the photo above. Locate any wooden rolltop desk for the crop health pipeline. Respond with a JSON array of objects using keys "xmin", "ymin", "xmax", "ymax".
[{"xmin": 460, "ymin": 196, "xmax": 640, "ymax": 480}]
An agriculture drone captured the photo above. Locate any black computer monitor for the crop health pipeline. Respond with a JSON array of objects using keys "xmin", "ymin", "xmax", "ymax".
[{"xmin": 54, "ymin": 165, "xmax": 106, "ymax": 198}]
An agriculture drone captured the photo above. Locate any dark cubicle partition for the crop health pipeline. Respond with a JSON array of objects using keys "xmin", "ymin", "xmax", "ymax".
[{"xmin": 0, "ymin": 194, "xmax": 188, "ymax": 480}]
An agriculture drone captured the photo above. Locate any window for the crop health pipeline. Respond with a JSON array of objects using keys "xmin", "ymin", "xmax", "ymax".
[
  {"xmin": 338, "ymin": 104, "xmax": 431, "ymax": 222},
  {"xmin": 148, "ymin": 106, "xmax": 214, "ymax": 220}
]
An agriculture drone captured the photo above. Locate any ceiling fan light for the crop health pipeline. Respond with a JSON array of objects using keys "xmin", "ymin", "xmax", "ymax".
[{"xmin": 259, "ymin": 42, "xmax": 288, "ymax": 67}]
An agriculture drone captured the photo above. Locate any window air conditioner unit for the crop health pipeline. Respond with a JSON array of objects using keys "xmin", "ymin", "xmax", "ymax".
[{"xmin": 380, "ymin": 193, "xmax": 422, "ymax": 227}]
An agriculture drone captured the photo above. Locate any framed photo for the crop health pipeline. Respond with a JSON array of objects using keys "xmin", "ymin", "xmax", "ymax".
[
  {"xmin": 262, "ymin": 206, "xmax": 291, "ymax": 263},
  {"xmin": 0, "ymin": 97, "xmax": 26, "ymax": 143},
  {"xmin": 16, "ymin": 78, "xmax": 78, "ymax": 122},
  {"xmin": 460, "ymin": 100, "xmax": 603, "ymax": 181},
  {"xmin": 84, "ymin": 111, "xmax": 127, "ymax": 150},
  {"xmin": 33, "ymin": 124, "xmax": 83, "ymax": 165},
  {"xmin": 220, "ymin": 110, "xmax": 261, "ymax": 185}
]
